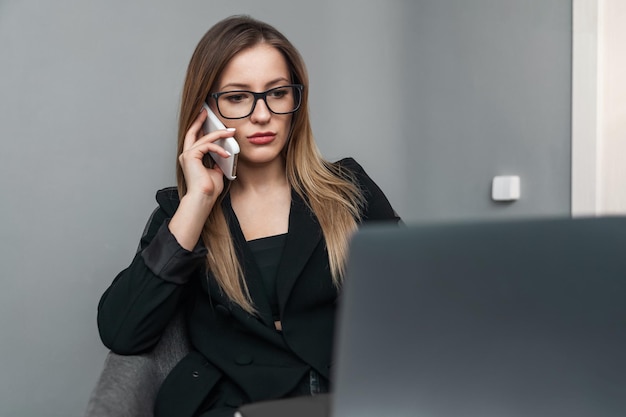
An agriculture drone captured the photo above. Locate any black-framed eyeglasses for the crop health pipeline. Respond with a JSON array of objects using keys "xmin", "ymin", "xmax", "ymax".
[{"xmin": 209, "ymin": 84, "xmax": 304, "ymax": 120}]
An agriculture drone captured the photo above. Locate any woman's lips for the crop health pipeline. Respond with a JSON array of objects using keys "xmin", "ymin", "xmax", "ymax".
[{"xmin": 247, "ymin": 132, "xmax": 276, "ymax": 145}]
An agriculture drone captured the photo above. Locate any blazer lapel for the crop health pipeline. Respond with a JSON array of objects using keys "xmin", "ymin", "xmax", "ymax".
[
  {"xmin": 276, "ymin": 189, "xmax": 323, "ymax": 311},
  {"xmin": 222, "ymin": 190, "xmax": 323, "ymax": 323},
  {"xmin": 223, "ymin": 196, "xmax": 275, "ymax": 327}
]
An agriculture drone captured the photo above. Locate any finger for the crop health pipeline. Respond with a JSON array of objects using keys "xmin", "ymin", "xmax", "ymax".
[
  {"xmin": 193, "ymin": 129, "xmax": 237, "ymax": 158},
  {"xmin": 190, "ymin": 141, "xmax": 232, "ymax": 159},
  {"xmin": 180, "ymin": 137, "xmax": 232, "ymax": 168},
  {"xmin": 183, "ymin": 108, "xmax": 208, "ymax": 151},
  {"xmin": 196, "ymin": 127, "xmax": 236, "ymax": 144}
]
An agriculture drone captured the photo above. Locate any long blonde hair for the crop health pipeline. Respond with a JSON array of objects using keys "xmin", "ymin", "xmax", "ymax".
[{"xmin": 177, "ymin": 16, "xmax": 364, "ymax": 313}]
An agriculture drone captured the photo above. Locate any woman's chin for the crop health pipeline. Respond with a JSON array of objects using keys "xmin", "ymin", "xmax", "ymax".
[{"xmin": 237, "ymin": 150, "xmax": 286, "ymax": 168}]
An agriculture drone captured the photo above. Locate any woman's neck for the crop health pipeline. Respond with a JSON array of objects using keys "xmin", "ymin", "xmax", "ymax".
[
  {"xmin": 229, "ymin": 157, "xmax": 292, "ymax": 241},
  {"xmin": 230, "ymin": 157, "xmax": 288, "ymax": 194}
]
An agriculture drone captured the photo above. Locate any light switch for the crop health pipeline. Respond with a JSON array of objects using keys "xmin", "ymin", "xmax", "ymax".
[{"xmin": 492, "ymin": 176, "xmax": 520, "ymax": 201}]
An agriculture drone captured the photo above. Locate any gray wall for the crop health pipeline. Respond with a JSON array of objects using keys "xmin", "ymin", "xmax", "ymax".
[
  {"xmin": 399, "ymin": 1, "xmax": 572, "ymax": 221},
  {"xmin": 0, "ymin": 1, "xmax": 571, "ymax": 416}
]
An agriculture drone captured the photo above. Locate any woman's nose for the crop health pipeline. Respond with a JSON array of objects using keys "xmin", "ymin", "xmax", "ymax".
[{"xmin": 250, "ymin": 98, "xmax": 271, "ymax": 123}]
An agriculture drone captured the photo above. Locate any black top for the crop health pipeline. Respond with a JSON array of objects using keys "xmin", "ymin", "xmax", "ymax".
[{"xmin": 247, "ymin": 233, "xmax": 288, "ymax": 321}]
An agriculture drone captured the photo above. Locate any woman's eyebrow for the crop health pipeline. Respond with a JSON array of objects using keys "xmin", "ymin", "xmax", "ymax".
[{"xmin": 219, "ymin": 77, "xmax": 290, "ymax": 91}]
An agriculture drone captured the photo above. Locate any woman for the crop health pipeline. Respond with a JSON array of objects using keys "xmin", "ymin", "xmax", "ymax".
[{"xmin": 98, "ymin": 15, "xmax": 400, "ymax": 417}]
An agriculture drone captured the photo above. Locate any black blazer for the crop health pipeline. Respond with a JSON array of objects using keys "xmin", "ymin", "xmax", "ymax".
[{"xmin": 98, "ymin": 158, "xmax": 400, "ymax": 417}]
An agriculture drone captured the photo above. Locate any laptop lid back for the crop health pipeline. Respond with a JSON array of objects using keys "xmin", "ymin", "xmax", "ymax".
[{"xmin": 332, "ymin": 218, "xmax": 626, "ymax": 417}]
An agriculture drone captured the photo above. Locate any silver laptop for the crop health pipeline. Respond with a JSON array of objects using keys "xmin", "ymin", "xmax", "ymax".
[{"xmin": 331, "ymin": 217, "xmax": 626, "ymax": 417}]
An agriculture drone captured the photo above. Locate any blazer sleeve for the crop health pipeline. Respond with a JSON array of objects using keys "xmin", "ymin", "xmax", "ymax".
[
  {"xmin": 337, "ymin": 157, "xmax": 401, "ymax": 224},
  {"xmin": 97, "ymin": 195, "xmax": 207, "ymax": 355}
]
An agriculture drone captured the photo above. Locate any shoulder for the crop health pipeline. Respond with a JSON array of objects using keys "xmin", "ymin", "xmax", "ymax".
[
  {"xmin": 332, "ymin": 158, "xmax": 401, "ymax": 223},
  {"xmin": 332, "ymin": 157, "xmax": 378, "ymax": 196},
  {"xmin": 332, "ymin": 157, "xmax": 370, "ymax": 189},
  {"xmin": 155, "ymin": 187, "xmax": 181, "ymax": 217},
  {"xmin": 134, "ymin": 187, "xmax": 180, "ymax": 250},
  {"xmin": 333, "ymin": 157, "xmax": 364, "ymax": 176}
]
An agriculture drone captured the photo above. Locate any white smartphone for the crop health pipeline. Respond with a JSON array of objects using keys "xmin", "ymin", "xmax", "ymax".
[{"xmin": 202, "ymin": 103, "xmax": 240, "ymax": 180}]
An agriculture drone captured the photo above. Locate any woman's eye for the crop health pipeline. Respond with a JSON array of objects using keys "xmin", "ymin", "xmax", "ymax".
[
  {"xmin": 225, "ymin": 94, "xmax": 248, "ymax": 103},
  {"xmin": 269, "ymin": 89, "xmax": 288, "ymax": 99},
  {"xmin": 226, "ymin": 95, "xmax": 243, "ymax": 103}
]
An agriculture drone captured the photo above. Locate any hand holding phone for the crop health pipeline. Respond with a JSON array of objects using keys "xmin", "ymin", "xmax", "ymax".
[{"xmin": 202, "ymin": 103, "xmax": 240, "ymax": 180}]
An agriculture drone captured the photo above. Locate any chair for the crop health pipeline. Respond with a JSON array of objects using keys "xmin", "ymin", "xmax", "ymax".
[
  {"xmin": 84, "ymin": 312, "xmax": 190, "ymax": 417},
  {"xmin": 84, "ymin": 311, "xmax": 328, "ymax": 417}
]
